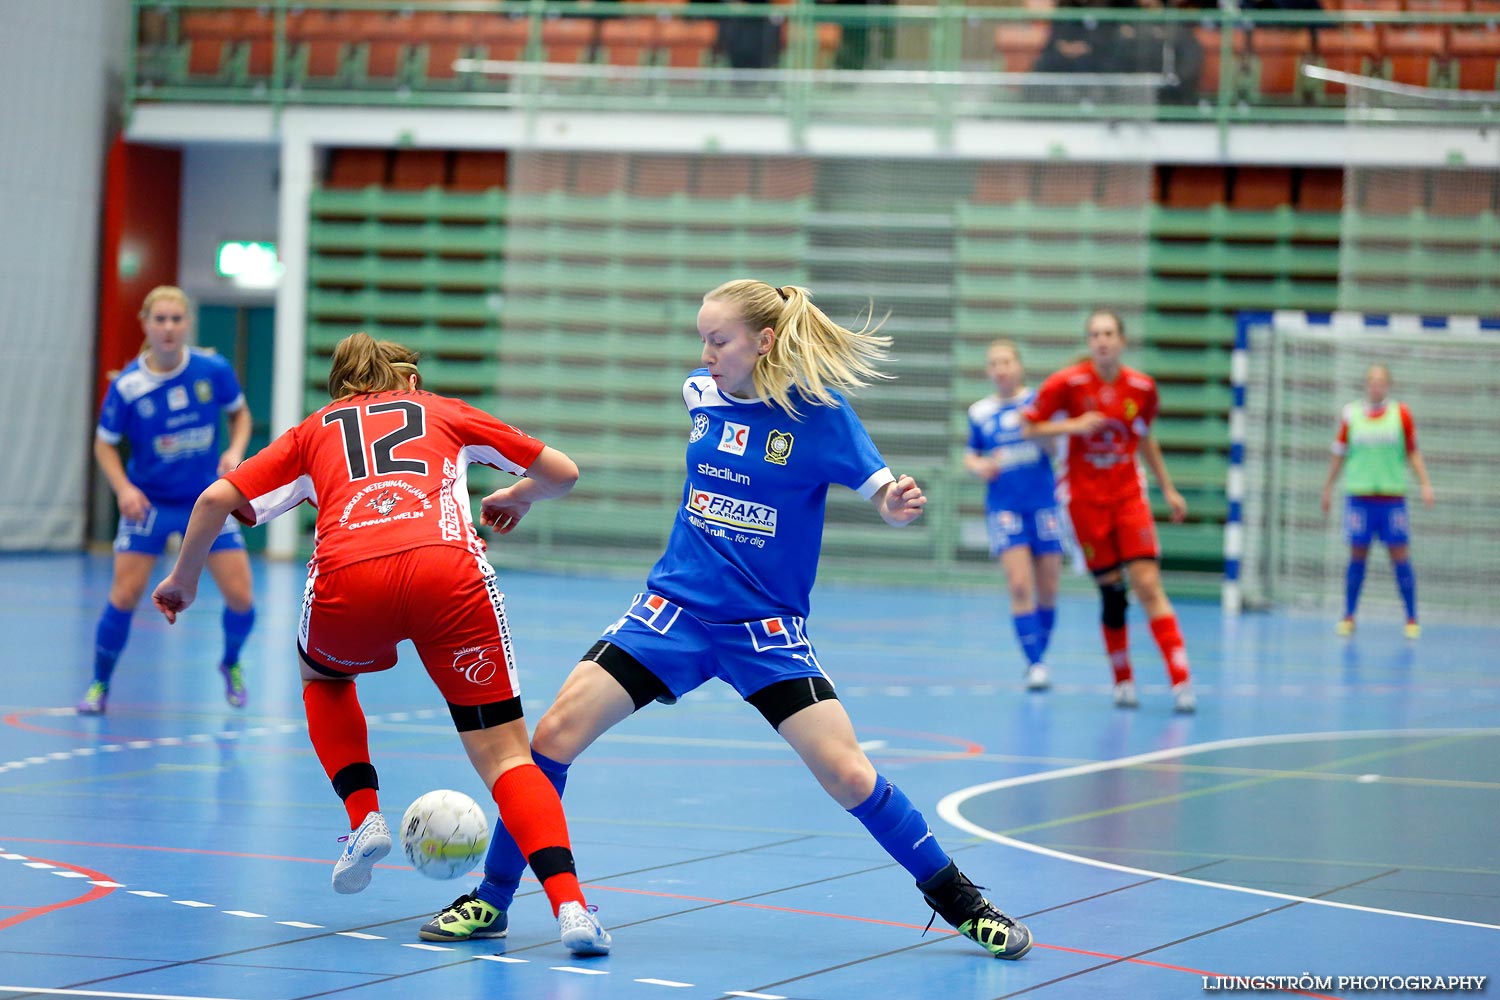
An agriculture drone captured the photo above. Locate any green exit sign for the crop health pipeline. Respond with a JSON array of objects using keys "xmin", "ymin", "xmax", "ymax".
[{"xmin": 216, "ymin": 241, "xmax": 281, "ymax": 285}]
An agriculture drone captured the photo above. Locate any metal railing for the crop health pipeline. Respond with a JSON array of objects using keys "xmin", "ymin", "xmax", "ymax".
[{"xmin": 127, "ymin": 0, "xmax": 1500, "ymax": 140}]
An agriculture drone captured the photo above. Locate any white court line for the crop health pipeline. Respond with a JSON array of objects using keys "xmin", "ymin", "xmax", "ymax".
[
  {"xmin": 551, "ymin": 967, "xmax": 608, "ymax": 975},
  {"xmin": 0, "ymin": 989, "xmax": 246, "ymax": 1000},
  {"xmin": 937, "ymin": 727, "xmax": 1500, "ymax": 932},
  {"xmin": 474, "ymin": 955, "xmax": 528, "ymax": 964},
  {"xmin": 636, "ymin": 979, "xmax": 694, "ymax": 988}
]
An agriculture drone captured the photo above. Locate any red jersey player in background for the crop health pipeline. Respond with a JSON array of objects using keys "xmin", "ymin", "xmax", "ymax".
[
  {"xmin": 1022, "ymin": 310, "xmax": 1196, "ymax": 713},
  {"xmin": 150, "ymin": 333, "xmax": 611, "ymax": 956}
]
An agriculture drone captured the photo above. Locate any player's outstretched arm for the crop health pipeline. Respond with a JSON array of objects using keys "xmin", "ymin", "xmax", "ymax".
[
  {"xmin": 480, "ymin": 445, "xmax": 580, "ymax": 534},
  {"xmin": 1320, "ymin": 453, "xmax": 1345, "ymax": 515},
  {"xmin": 1408, "ymin": 448, "xmax": 1436, "ymax": 507},
  {"xmin": 153, "ymin": 478, "xmax": 251, "ymax": 623},
  {"xmin": 873, "ymin": 474, "xmax": 927, "ymax": 527},
  {"xmin": 95, "ymin": 437, "xmax": 151, "ymax": 522},
  {"xmin": 1022, "ymin": 411, "xmax": 1106, "ymax": 440}
]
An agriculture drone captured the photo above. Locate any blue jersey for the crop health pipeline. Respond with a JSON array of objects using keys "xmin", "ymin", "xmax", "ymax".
[
  {"xmin": 96, "ymin": 349, "xmax": 246, "ymax": 505},
  {"xmin": 646, "ymin": 370, "xmax": 895, "ymax": 622},
  {"xmin": 967, "ymin": 389, "xmax": 1056, "ymax": 513}
]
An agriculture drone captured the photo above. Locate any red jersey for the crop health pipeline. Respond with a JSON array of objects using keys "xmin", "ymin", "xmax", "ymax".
[
  {"xmin": 1025, "ymin": 361, "xmax": 1158, "ymax": 505},
  {"xmin": 225, "ymin": 389, "xmax": 544, "ymax": 575}
]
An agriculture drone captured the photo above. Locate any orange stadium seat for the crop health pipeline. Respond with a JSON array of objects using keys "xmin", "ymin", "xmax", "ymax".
[
  {"xmin": 1194, "ymin": 28, "xmax": 1249, "ymax": 99},
  {"xmin": 359, "ymin": 12, "xmax": 413, "ymax": 82},
  {"xmin": 511, "ymin": 152, "xmax": 572, "ymax": 194},
  {"xmin": 1250, "ymin": 28, "xmax": 1313, "ymax": 97},
  {"xmin": 450, "ymin": 151, "xmax": 509, "ymax": 192},
  {"xmin": 240, "ymin": 9, "xmax": 276, "ymax": 80},
  {"xmin": 1381, "ymin": 26, "xmax": 1446, "ymax": 86},
  {"xmin": 1314, "ymin": 26, "xmax": 1381, "ymax": 95},
  {"xmin": 758, "ymin": 158, "xmax": 817, "ymax": 200},
  {"xmin": 1429, "ymin": 169, "xmax": 1497, "ymax": 215},
  {"xmin": 600, "ymin": 18, "xmax": 661, "ymax": 67},
  {"xmin": 1035, "ymin": 166, "xmax": 1099, "ymax": 206},
  {"xmin": 1403, "ymin": 0, "xmax": 1466, "ymax": 12},
  {"xmin": 542, "ymin": 19, "xmax": 597, "ymax": 65},
  {"xmin": 1450, "ymin": 29, "xmax": 1500, "ymax": 89},
  {"xmin": 1356, "ymin": 169, "xmax": 1424, "ymax": 214},
  {"xmin": 288, "ymin": 9, "xmax": 351, "ymax": 82},
  {"xmin": 1343, "ymin": 0, "xmax": 1403, "ymax": 14},
  {"xmin": 973, "ymin": 163, "xmax": 1034, "ymax": 204},
  {"xmin": 995, "ymin": 23, "xmax": 1049, "ymax": 73},
  {"xmin": 661, "ymin": 19, "xmax": 719, "ymax": 69},
  {"xmin": 326, "ymin": 149, "xmax": 390, "ymax": 190},
  {"xmin": 410, "ymin": 11, "xmax": 479, "ymax": 82},
  {"xmin": 1297, "ymin": 168, "xmax": 1346, "ymax": 211},
  {"xmin": 389, "ymin": 150, "xmax": 449, "ymax": 191},
  {"xmin": 1232, "ymin": 167, "xmax": 1295, "ymax": 210},
  {"xmin": 181, "ymin": 9, "xmax": 238, "ymax": 77},
  {"xmin": 630, "ymin": 156, "xmax": 693, "ymax": 197},
  {"xmin": 1165, "ymin": 166, "xmax": 1228, "ymax": 208},
  {"xmin": 475, "ymin": 14, "xmax": 531, "ymax": 65},
  {"xmin": 573, "ymin": 153, "xmax": 630, "ymax": 195},
  {"xmin": 694, "ymin": 160, "xmax": 754, "ymax": 197}
]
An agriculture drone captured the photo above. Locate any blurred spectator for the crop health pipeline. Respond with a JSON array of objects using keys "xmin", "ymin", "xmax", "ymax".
[
  {"xmin": 1033, "ymin": 0, "xmax": 1121, "ymax": 75},
  {"xmin": 712, "ymin": 0, "xmax": 782, "ymax": 71},
  {"xmin": 1118, "ymin": 0, "xmax": 1205, "ymax": 103}
]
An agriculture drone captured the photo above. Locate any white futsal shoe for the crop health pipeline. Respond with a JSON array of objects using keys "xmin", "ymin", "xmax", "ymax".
[{"xmin": 332, "ymin": 810, "xmax": 391, "ymax": 894}]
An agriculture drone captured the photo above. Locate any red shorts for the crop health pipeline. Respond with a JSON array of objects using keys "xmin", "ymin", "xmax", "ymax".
[
  {"xmin": 298, "ymin": 545, "xmax": 518, "ymax": 707},
  {"xmin": 1069, "ymin": 494, "xmax": 1159, "ymax": 573}
]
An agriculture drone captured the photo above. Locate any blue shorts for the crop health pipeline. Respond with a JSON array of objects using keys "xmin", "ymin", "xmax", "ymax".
[
  {"xmin": 597, "ymin": 592, "xmax": 829, "ymax": 702},
  {"xmin": 113, "ymin": 500, "xmax": 245, "ymax": 556},
  {"xmin": 986, "ymin": 505, "xmax": 1065, "ymax": 558},
  {"xmin": 1345, "ymin": 496, "xmax": 1409, "ymax": 548}
]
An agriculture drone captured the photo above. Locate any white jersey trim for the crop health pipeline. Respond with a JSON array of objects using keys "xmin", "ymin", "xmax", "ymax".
[
  {"xmin": 242, "ymin": 474, "xmax": 318, "ymax": 526},
  {"xmin": 855, "ymin": 467, "xmax": 896, "ymax": 501}
]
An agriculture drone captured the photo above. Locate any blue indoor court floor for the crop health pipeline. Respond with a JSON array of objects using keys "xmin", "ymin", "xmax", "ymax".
[{"xmin": 2, "ymin": 551, "xmax": 1497, "ymax": 1000}]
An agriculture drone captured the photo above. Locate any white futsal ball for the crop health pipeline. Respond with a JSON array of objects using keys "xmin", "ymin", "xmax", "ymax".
[{"xmin": 399, "ymin": 789, "xmax": 490, "ymax": 880}]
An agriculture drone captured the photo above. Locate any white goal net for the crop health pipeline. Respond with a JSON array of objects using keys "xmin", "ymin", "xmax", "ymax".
[{"xmin": 1232, "ymin": 311, "xmax": 1500, "ymax": 623}]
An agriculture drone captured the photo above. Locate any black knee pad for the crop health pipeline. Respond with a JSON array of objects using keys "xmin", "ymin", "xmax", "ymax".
[
  {"xmin": 585, "ymin": 639, "xmax": 673, "ymax": 711},
  {"xmin": 1099, "ymin": 579, "xmax": 1129, "ymax": 628},
  {"xmin": 448, "ymin": 696, "xmax": 524, "ymax": 733}
]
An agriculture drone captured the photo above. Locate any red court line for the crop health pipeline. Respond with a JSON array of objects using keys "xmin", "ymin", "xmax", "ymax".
[{"xmin": 0, "ymin": 856, "xmax": 117, "ymax": 932}]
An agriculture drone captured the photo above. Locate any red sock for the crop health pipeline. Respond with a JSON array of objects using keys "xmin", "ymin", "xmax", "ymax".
[
  {"xmin": 493, "ymin": 764, "xmax": 583, "ymax": 916},
  {"xmin": 1103, "ymin": 625, "xmax": 1133, "ymax": 683},
  {"xmin": 1149, "ymin": 614, "xmax": 1192, "ymax": 686},
  {"xmin": 303, "ymin": 682, "xmax": 378, "ymax": 829}
]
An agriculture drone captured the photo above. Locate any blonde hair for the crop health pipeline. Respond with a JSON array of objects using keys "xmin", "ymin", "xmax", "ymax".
[
  {"xmin": 139, "ymin": 285, "xmax": 189, "ymax": 320},
  {"xmin": 987, "ymin": 337, "xmax": 1021, "ymax": 361},
  {"xmin": 327, "ymin": 332, "xmax": 423, "ymax": 400},
  {"xmin": 704, "ymin": 279, "xmax": 891, "ymax": 415}
]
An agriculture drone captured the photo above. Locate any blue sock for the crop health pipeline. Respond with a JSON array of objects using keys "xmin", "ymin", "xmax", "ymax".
[
  {"xmin": 1393, "ymin": 560, "xmax": 1417, "ymax": 621},
  {"xmin": 93, "ymin": 603, "xmax": 133, "ymax": 686},
  {"xmin": 1036, "ymin": 605, "xmax": 1056, "ymax": 658},
  {"xmin": 1012, "ymin": 611, "xmax": 1045, "ymax": 666},
  {"xmin": 475, "ymin": 749, "xmax": 570, "ymax": 910},
  {"xmin": 1344, "ymin": 560, "xmax": 1367, "ymax": 619},
  {"xmin": 221, "ymin": 606, "xmax": 255, "ymax": 666},
  {"xmin": 847, "ymin": 774, "xmax": 950, "ymax": 884}
]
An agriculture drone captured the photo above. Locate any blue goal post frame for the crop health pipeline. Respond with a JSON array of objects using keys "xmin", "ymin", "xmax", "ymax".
[{"xmin": 1224, "ymin": 310, "xmax": 1500, "ymax": 617}]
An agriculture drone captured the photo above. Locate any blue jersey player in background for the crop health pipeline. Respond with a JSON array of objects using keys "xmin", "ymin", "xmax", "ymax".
[
  {"xmin": 78, "ymin": 286, "xmax": 256, "ymax": 715},
  {"xmin": 963, "ymin": 339, "xmax": 1063, "ymax": 692},
  {"xmin": 418, "ymin": 279, "xmax": 1033, "ymax": 961}
]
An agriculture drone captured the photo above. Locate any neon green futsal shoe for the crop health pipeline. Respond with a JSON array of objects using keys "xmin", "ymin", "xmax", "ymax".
[
  {"xmin": 918, "ymin": 862, "xmax": 1033, "ymax": 960},
  {"xmin": 419, "ymin": 891, "xmax": 508, "ymax": 941}
]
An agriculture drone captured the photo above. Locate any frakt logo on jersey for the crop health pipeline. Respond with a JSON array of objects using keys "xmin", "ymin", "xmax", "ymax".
[
  {"xmin": 718, "ymin": 421, "xmax": 750, "ymax": 456},
  {"xmin": 687, "ymin": 488, "xmax": 778, "ymax": 536}
]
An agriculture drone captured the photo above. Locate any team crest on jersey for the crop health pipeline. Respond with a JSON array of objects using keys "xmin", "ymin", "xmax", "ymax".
[
  {"xmin": 367, "ymin": 489, "xmax": 400, "ymax": 516},
  {"xmin": 194, "ymin": 379, "xmax": 213, "ymax": 404},
  {"xmin": 764, "ymin": 430, "xmax": 793, "ymax": 465},
  {"xmin": 689, "ymin": 412, "xmax": 710, "ymax": 443},
  {"xmin": 719, "ymin": 421, "xmax": 749, "ymax": 456},
  {"xmin": 1124, "ymin": 399, "xmax": 1138, "ymax": 420},
  {"xmin": 136, "ymin": 397, "xmax": 156, "ymax": 419},
  {"xmin": 167, "ymin": 385, "xmax": 189, "ymax": 411}
]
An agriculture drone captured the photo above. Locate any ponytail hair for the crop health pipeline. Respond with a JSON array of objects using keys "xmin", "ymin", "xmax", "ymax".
[
  {"xmin": 704, "ymin": 279, "xmax": 891, "ymax": 415},
  {"xmin": 327, "ymin": 332, "xmax": 423, "ymax": 400}
]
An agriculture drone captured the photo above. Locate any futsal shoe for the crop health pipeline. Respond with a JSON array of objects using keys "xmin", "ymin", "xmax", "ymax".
[
  {"xmin": 1024, "ymin": 663, "xmax": 1051, "ymax": 691},
  {"xmin": 1335, "ymin": 617, "xmax": 1355, "ymax": 637},
  {"xmin": 76, "ymin": 681, "xmax": 108, "ymax": 715},
  {"xmin": 558, "ymin": 901, "xmax": 612, "ymax": 956},
  {"xmin": 1172, "ymin": 682, "xmax": 1197, "ymax": 714},
  {"xmin": 1112, "ymin": 679, "xmax": 1138, "ymax": 709},
  {"xmin": 419, "ymin": 891, "xmax": 508, "ymax": 941},
  {"xmin": 917, "ymin": 862, "xmax": 1032, "ymax": 960},
  {"xmin": 1404, "ymin": 620, "xmax": 1421, "ymax": 639},
  {"xmin": 219, "ymin": 662, "xmax": 248, "ymax": 708},
  {"xmin": 332, "ymin": 810, "xmax": 391, "ymax": 894}
]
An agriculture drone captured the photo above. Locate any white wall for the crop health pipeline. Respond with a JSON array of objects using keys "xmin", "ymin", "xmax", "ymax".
[
  {"xmin": 0, "ymin": 0, "xmax": 126, "ymax": 549},
  {"xmin": 178, "ymin": 143, "xmax": 282, "ymax": 308}
]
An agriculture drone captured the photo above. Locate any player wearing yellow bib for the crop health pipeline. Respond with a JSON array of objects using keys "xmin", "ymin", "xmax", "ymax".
[{"xmin": 1320, "ymin": 364, "xmax": 1435, "ymax": 638}]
